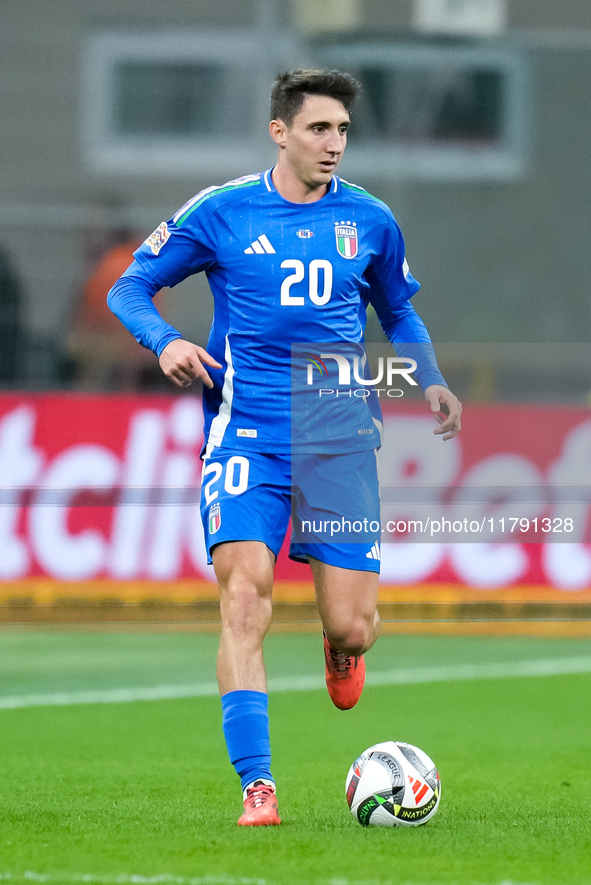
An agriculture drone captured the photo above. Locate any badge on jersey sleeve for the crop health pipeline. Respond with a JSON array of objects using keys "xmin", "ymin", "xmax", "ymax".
[
  {"xmin": 145, "ymin": 222, "xmax": 170, "ymax": 255},
  {"xmin": 335, "ymin": 222, "xmax": 358, "ymax": 259}
]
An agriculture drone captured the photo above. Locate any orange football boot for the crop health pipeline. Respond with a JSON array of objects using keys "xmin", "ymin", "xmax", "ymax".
[
  {"xmin": 323, "ymin": 632, "xmax": 366, "ymax": 710},
  {"xmin": 237, "ymin": 780, "xmax": 281, "ymax": 826}
]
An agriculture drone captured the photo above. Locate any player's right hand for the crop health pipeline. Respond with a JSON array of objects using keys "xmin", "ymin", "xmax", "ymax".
[{"xmin": 159, "ymin": 339, "xmax": 222, "ymax": 389}]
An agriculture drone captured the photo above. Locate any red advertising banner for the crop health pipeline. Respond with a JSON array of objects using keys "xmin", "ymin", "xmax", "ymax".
[{"xmin": 0, "ymin": 394, "xmax": 590, "ymax": 595}]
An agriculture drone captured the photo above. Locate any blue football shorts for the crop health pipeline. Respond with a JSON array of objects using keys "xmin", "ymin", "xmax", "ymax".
[{"xmin": 200, "ymin": 446, "xmax": 381, "ymax": 573}]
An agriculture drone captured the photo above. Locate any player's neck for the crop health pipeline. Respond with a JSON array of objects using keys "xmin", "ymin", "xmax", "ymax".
[{"xmin": 271, "ymin": 164, "xmax": 329, "ymax": 204}]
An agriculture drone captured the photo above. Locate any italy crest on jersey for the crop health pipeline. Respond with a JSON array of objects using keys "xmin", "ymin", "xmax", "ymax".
[
  {"xmin": 335, "ymin": 222, "xmax": 358, "ymax": 259},
  {"xmin": 208, "ymin": 503, "xmax": 221, "ymax": 534}
]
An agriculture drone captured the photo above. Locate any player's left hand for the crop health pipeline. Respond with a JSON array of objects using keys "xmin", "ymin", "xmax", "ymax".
[{"xmin": 424, "ymin": 385, "xmax": 462, "ymax": 440}]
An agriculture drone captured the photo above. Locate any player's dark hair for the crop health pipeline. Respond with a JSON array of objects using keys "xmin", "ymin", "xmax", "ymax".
[{"xmin": 270, "ymin": 69, "xmax": 360, "ymax": 126}]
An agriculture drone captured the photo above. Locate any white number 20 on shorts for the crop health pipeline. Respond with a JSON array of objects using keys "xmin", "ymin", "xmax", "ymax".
[{"xmin": 202, "ymin": 456, "xmax": 250, "ymax": 505}]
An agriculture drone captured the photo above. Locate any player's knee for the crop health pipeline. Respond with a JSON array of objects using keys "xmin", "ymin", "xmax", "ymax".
[
  {"xmin": 220, "ymin": 578, "xmax": 272, "ymax": 636},
  {"xmin": 326, "ymin": 613, "xmax": 376, "ymax": 657}
]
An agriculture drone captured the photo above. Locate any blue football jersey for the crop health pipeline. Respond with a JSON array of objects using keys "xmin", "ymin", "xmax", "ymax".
[{"xmin": 122, "ymin": 169, "xmax": 431, "ymax": 453}]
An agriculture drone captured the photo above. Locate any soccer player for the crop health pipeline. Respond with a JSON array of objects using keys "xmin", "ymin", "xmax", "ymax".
[{"xmin": 108, "ymin": 69, "xmax": 462, "ymax": 827}]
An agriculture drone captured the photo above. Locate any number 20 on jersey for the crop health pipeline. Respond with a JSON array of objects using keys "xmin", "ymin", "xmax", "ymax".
[{"xmin": 280, "ymin": 259, "xmax": 333, "ymax": 306}]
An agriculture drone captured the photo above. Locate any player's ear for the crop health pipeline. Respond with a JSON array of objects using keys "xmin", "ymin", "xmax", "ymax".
[{"xmin": 269, "ymin": 118, "xmax": 287, "ymax": 148}]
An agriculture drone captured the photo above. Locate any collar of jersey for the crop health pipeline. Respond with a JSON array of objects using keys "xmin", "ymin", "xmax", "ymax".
[{"xmin": 263, "ymin": 167, "xmax": 340, "ymax": 205}]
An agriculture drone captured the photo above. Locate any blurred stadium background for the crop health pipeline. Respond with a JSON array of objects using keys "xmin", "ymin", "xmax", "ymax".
[{"xmin": 1, "ymin": 0, "xmax": 591, "ymax": 631}]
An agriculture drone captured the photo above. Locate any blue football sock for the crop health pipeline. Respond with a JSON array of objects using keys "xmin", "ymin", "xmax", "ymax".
[{"xmin": 221, "ymin": 690, "xmax": 273, "ymax": 791}]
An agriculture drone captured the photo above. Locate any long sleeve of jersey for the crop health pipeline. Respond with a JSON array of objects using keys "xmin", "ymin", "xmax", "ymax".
[
  {"xmin": 364, "ymin": 213, "xmax": 447, "ymax": 391},
  {"xmin": 380, "ymin": 299, "xmax": 448, "ymax": 391},
  {"xmin": 107, "ymin": 263, "xmax": 183, "ymax": 357},
  {"xmin": 107, "ymin": 207, "xmax": 218, "ymax": 357}
]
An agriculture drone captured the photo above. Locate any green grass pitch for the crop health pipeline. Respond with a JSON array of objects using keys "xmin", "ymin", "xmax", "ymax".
[{"xmin": 1, "ymin": 630, "xmax": 591, "ymax": 885}]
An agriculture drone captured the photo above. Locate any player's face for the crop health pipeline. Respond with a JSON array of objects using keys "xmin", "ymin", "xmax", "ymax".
[{"xmin": 274, "ymin": 94, "xmax": 350, "ymax": 191}]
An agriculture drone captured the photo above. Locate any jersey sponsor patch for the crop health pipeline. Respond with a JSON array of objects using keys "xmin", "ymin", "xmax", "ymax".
[
  {"xmin": 237, "ymin": 428, "xmax": 257, "ymax": 438},
  {"xmin": 145, "ymin": 222, "xmax": 171, "ymax": 255},
  {"xmin": 335, "ymin": 222, "xmax": 358, "ymax": 259},
  {"xmin": 296, "ymin": 229, "xmax": 314, "ymax": 238}
]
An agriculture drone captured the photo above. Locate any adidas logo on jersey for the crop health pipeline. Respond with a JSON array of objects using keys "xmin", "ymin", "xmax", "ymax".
[
  {"xmin": 365, "ymin": 542, "xmax": 381, "ymax": 561},
  {"xmin": 244, "ymin": 235, "xmax": 276, "ymax": 255}
]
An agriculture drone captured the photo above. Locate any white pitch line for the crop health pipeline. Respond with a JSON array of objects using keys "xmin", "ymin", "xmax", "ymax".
[
  {"xmin": 0, "ymin": 876, "xmax": 540, "ymax": 885},
  {"xmin": 364, "ymin": 655, "xmax": 591, "ymax": 686},
  {"xmin": 2, "ymin": 656, "xmax": 591, "ymax": 711},
  {"xmin": 0, "ymin": 875, "xmax": 267, "ymax": 885},
  {"xmin": 0, "ymin": 682, "xmax": 219, "ymax": 710}
]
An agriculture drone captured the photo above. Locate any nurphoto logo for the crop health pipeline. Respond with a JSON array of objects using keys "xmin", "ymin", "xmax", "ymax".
[{"xmin": 303, "ymin": 352, "xmax": 418, "ymax": 398}]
